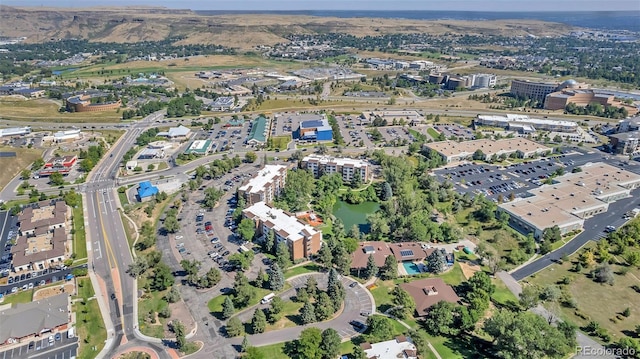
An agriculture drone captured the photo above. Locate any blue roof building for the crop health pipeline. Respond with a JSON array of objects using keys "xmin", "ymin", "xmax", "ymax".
[
  {"xmin": 294, "ymin": 118, "xmax": 333, "ymax": 142},
  {"xmin": 137, "ymin": 181, "xmax": 159, "ymax": 201}
]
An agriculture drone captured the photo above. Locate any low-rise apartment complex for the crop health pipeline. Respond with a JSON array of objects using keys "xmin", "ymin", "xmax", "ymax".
[
  {"xmin": 499, "ymin": 162, "xmax": 640, "ymax": 239},
  {"xmin": 425, "ymin": 138, "xmax": 551, "ymax": 163},
  {"xmin": 242, "ymin": 201, "xmax": 322, "ymax": 260},
  {"xmin": 301, "ymin": 155, "xmax": 370, "ymax": 182},
  {"xmin": 238, "ymin": 165, "xmax": 288, "ymax": 205},
  {"xmin": 608, "ymin": 131, "xmax": 640, "ymax": 155}
]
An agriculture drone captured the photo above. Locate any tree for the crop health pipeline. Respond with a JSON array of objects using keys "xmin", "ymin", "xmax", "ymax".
[
  {"xmin": 267, "ymin": 296, "xmax": 284, "ymax": 323},
  {"xmin": 305, "ymin": 276, "xmax": 318, "ymax": 298},
  {"xmin": 241, "ymin": 335, "xmax": 250, "ymax": 352},
  {"xmin": 203, "ymin": 187, "xmax": 223, "ymax": 209},
  {"xmin": 228, "ymin": 252, "xmax": 251, "ymax": 271},
  {"xmin": 172, "ymin": 320, "xmax": 186, "ymax": 350},
  {"xmin": 364, "ymin": 254, "xmax": 378, "ymax": 279},
  {"xmin": 484, "ymin": 309, "xmax": 574, "ymax": 359},
  {"xmin": 519, "ymin": 285, "xmax": 541, "ymax": 310},
  {"xmin": 366, "ymin": 315, "xmax": 394, "ymax": 342},
  {"xmin": 164, "ymin": 215, "xmax": 180, "ymax": 233},
  {"xmin": 180, "ymin": 259, "xmax": 200, "ymax": 286},
  {"xmin": 300, "ymin": 300, "xmax": 317, "ymax": 324},
  {"xmin": 225, "ymin": 317, "xmax": 243, "ymax": 337},
  {"xmin": 465, "ymin": 271, "xmax": 496, "ymax": 297},
  {"xmin": 165, "ymin": 286, "xmax": 180, "ymax": 303},
  {"xmin": 251, "ymin": 309, "xmax": 267, "ymax": 334},
  {"xmin": 391, "ymin": 287, "xmax": 416, "ymax": 319},
  {"xmin": 426, "ymin": 249, "xmax": 446, "ymax": 273},
  {"xmin": 49, "ymin": 171, "xmax": 64, "ymax": 186},
  {"xmin": 472, "ymin": 149, "xmax": 485, "ymax": 160},
  {"xmin": 317, "ymin": 243, "xmax": 333, "ymax": 269},
  {"xmin": 593, "ymin": 263, "xmax": 615, "ymax": 285},
  {"xmin": 321, "ymin": 328, "xmax": 341, "ymax": 359},
  {"xmin": 275, "ymin": 242, "xmax": 292, "ymax": 270},
  {"xmin": 238, "ymin": 218, "xmax": 256, "ymax": 242},
  {"xmin": 245, "ymin": 151, "xmax": 257, "ymax": 163},
  {"xmin": 352, "ymin": 346, "xmax": 368, "ymax": 359},
  {"xmin": 379, "ymin": 255, "xmax": 398, "ymax": 280},
  {"xmin": 152, "ymin": 263, "xmax": 174, "ymax": 291},
  {"xmin": 20, "ymin": 169, "xmax": 31, "ymax": 180},
  {"xmin": 233, "ymin": 272, "xmax": 254, "ymax": 307},
  {"xmin": 222, "ymin": 296, "xmax": 235, "ymax": 319},
  {"xmin": 264, "ymin": 229, "xmax": 276, "ymax": 254},
  {"xmin": 126, "ymin": 256, "xmax": 149, "ymax": 278},
  {"xmin": 315, "ymin": 292, "xmax": 334, "ymax": 321},
  {"xmin": 268, "ymin": 263, "xmax": 285, "ymax": 291},
  {"xmin": 423, "ymin": 301, "xmax": 459, "ymax": 336},
  {"xmin": 543, "ymin": 225, "xmax": 562, "ymax": 243},
  {"xmin": 297, "ymin": 327, "xmax": 323, "ymax": 359},
  {"xmin": 199, "ymin": 267, "xmax": 221, "ymax": 288}
]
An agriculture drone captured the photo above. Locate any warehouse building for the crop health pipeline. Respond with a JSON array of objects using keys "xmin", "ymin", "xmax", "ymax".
[{"xmin": 425, "ymin": 138, "xmax": 551, "ymax": 163}]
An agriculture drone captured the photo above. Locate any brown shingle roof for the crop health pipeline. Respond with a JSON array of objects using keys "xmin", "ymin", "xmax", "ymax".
[
  {"xmin": 351, "ymin": 241, "xmax": 393, "ymax": 270},
  {"xmin": 400, "ymin": 278, "xmax": 460, "ymax": 317}
]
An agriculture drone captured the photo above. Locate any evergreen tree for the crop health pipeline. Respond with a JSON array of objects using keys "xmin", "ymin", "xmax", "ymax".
[
  {"xmin": 222, "ymin": 296, "xmax": 235, "ymax": 319},
  {"xmin": 315, "ymin": 292, "xmax": 334, "ymax": 321},
  {"xmin": 321, "ymin": 328, "xmax": 341, "ymax": 359},
  {"xmin": 268, "ymin": 263, "xmax": 285, "ymax": 291},
  {"xmin": 380, "ymin": 255, "xmax": 398, "ymax": 280},
  {"xmin": 300, "ymin": 300, "xmax": 317, "ymax": 324},
  {"xmin": 251, "ymin": 309, "xmax": 267, "ymax": 334},
  {"xmin": 317, "ymin": 243, "xmax": 333, "ymax": 269},
  {"xmin": 264, "ymin": 230, "xmax": 275, "ymax": 254},
  {"xmin": 364, "ymin": 254, "xmax": 378, "ymax": 279},
  {"xmin": 305, "ymin": 276, "xmax": 318, "ymax": 298},
  {"xmin": 275, "ymin": 242, "xmax": 292, "ymax": 270},
  {"xmin": 241, "ymin": 335, "xmax": 250, "ymax": 352},
  {"xmin": 226, "ymin": 317, "xmax": 243, "ymax": 337}
]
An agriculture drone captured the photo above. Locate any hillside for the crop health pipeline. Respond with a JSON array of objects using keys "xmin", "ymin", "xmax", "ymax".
[{"xmin": 0, "ymin": 6, "xmax": 577, "ymax": 49}]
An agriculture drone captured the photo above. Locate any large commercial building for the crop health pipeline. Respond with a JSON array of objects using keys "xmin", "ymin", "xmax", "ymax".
[
  {"xmin": 65, "ymin": 94, "xmax": 121, "ymax": 112},
  {"xmin": 243, "ymin": 201, "xmax": 322, "ymax": 260},
  {"xmin": 157, "ymin": 125, "xmax": 191, "ymax": 140},
  {"xmin": 475, "ymin": 114, "xmax": 578, "ymax": 133},
  {"xmin": 0, "ymin": 127, "xmax": 31, "ymax": 138},
  {"xmin": 510, "ymin": 79, "xmax": 584, "ymax": 103},
  {"xmin": 425, "ymin": 138, "xmax": 551, "ymax": 163},
  {"xmin": 545, "ymin": 89, "xmax": 638, "ymax": 115},
  {"xmin": 301, "ymin": 154, "xmax": 370, "ymax": 182},
  {"xmin": 184, "ymin": 140, "xmax": 211, "ymax": 155},
  {"xmin": 238, "ymin": 165, "xmax": 288, "ymax": 205},
  {"xmin": 499, "ymin": 162, "xmax": 640, "ymax": 239},
  {"xmin": 293, "ymin": 117, "xmax": 333, "ymax": 142}
]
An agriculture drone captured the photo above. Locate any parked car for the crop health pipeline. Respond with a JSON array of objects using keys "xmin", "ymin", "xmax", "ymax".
[{"xmin": 349, "ymin": 320, "xmax": 366, "ymax": 330}]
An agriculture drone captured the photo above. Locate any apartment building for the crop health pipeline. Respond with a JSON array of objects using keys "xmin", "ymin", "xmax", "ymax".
[
  {"xmin": 238, "ymin": 165, "xmax": 288, "ymax": 205},
  {"xmin": 243, "ymin": 201, "xmax": 322, "ymax": 260},
  {"xmin": 301, "ymin": 155, "xmax": 370, "ymax": 182}
]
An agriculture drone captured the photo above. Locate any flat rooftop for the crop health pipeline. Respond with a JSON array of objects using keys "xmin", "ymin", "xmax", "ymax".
[
  {"xmin": 302, "ymin": 154, "xmax": 368, "ymax": 168},
  {"xmin": 427, "ymin": 138, "xmax": 551, "ymax": 158},
  {"xmin": 243, "ymin": 201, "xmax": 319, "ymax": 243},
  {"xmin": 186, "ymin": 139, "xmax": 211, "ymax": 153},
  {"xmin": 239, "ymin": 165, "xmax": 287, "ymax": 194},
  {"xmin": 477, "ymin": 114, "xmax": 577, "ymax": 128}
]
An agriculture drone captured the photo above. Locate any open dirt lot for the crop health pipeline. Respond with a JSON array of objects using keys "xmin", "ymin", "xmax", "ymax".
[
  {"xmin": 33, "ymin": 282, "xmax": 76, "ymax": 300},
  {"xmin": 0, "ymin": 97, "xmax": 121, "ymax": 123},
  {"xmin": 0, "ymin": 146, "xmax": 43, "ymax": 192},
  {"xmin": 459, "ymin": 261, "xmax": 482, "ymax": 280}
]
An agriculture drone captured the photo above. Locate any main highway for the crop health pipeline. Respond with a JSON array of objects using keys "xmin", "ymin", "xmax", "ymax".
[{"xmin": 83, "ymin": 111, "xmax": 170, "ymax": 358}]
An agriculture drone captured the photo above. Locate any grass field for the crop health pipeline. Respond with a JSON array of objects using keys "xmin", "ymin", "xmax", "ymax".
[
  {"xmin": 269, "ymin": 135, "xmax": 291, "ymax": 151},
  {"xmin": 208, "ymin": 286, "xmax": 273, "ymax": 319},
  {"xmin": 526, "ymin": 245, "xmax": 640, "ymax": 342},
  {"xmin": 75, "ymin": 278, "xmax": 107, "ymax": 359},
  {"xmin": 137, "ymin": 285, "xmax": 170, "ymax": 338},
  {"xmin": 0, "ymin": 146, "xmax": 43, "ymax": 192},
  {"xmin": 427, "ymin": 127, "xmax": 441, "ymax": 138},
  {"xmin": 0, "ymin": 288, "xmax": 33, "ymax": 305},
  {"xmin": 120, "ymin": 212, "xmax": 136, "ymax": 249},
  {"xmin": 0, "ymin": 98, "xmax": 121, "ymax": 123},
  {"xmin": 72, "ymin": 204, "xmax": 87, "ymax": 259},
  {"xmin": 284, "ymin": 263, "xmax": 320, "ymax": 279}
]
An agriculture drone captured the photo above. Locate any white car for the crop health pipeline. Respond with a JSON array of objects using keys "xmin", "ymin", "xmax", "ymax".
[
  {"xmin": 11, "ymin": 287, "xmax": 17, "ymax": 293},
  {"xmin": 175, "ymin": 235, "xmax": 184, "ymax": 240}
]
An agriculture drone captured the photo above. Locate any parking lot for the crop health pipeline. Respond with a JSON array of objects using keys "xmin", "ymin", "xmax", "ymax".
[
  {"xmin": 433, "ymin": 148, "xmax": 635, "ymax": 202},
  {"xmin": 434, "ymin": 124, "xmax": 475, "ymax": 140},
  {"xmin": 0, "ymin": 211, "xmax": 18, "ymax": 279},
  {"xmin": 0, "ymin": 331, "xmax": 77, "ymax": 359}
]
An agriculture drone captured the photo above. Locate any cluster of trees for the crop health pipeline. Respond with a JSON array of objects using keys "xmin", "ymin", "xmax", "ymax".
[
  {"xmin": 122, "ymin": 100, "xmax": 165, "ymax": 120},
  {"xmin": 296, "ymin": 272, "xmax": 345, "ymax": 324},
  {"xmin": 78, "ymin": 145, "xmax": 106, "ymax": 172},
  {"xmin": 327, "ymin": 115, "xmax": 345, "ymax": 146},
  {"xmin": 180, "ymin": 259, "xmax": 221, "ymax": 289},
  {"xmin": 281, "ymin": 327, "xmax": 342, "ymax": 359},
  {"xmin": 258, "ymin": 231, "xmax": 293, "ymax": 270},
  {"xmin": 166, "ymin": 94, "xmax": 203, "ymax": 117},
  {"xmin": 127, "ymin": 250, "xmax": 175, "ymax": 292},
  {"xmin": 565, "ymin": 102, "xmax": 628, "ymax": 119}
]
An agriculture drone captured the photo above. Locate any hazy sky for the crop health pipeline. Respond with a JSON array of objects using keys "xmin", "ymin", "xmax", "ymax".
[{"xmin": 4, "ymin": 0, "xmax": 640, "ymax": 11}]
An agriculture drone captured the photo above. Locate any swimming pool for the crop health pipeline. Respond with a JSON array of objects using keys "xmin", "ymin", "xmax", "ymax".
[{"xmin": 403, "ymin": 262, "xmax": 421, "ymax": 275}]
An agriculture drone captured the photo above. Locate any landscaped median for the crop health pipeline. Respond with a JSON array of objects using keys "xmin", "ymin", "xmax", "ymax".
[{"xmin": 73, "ymin": 277, "xmax": 107, "ymax": 359}]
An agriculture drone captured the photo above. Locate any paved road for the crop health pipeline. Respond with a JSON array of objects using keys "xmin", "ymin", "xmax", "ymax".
[
  {"xmin": 82, "ymin": 111, "xmax": 172, "ymax": 358},
  {"xmin": 511, "ymin": 190, "xmax": 640, "ymax": 280}
]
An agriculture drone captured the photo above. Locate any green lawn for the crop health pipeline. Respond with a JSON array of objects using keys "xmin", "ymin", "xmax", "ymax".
[
  {"xmin": 117, "ymin": 188, "xmax": 129, "ymax": 206},
  {"xmin": 491, "ymin": 276, "xmax": 519, "ymax": 306},
  {"xmin": 436, "ymin": 262, "xmax": 466, "ymax": 286},
  {"xmin": 369, "ymin": 280, "xmax": 395, "ymax": 313},
  {"xmin": 75, "ymin": 279, "xmax": 106, "ymax": 359},
  {"xmin": 72, "ymin": 204, "xmax": 87, "ymax": 259},
  {"xmin": 269, "ymin": 135, "xmax": 291, "ymax": 151},
  {"xmin": 208, "ymin": 286, "xmax": 273, "ymax": 319},
  {"xmin": 1, "ymin": 288, "xmax": 33, "ymax": 305},
  {"xmin": 427, "ymin": 127, "xmax": 440, "ymax": 138},
  {"xmin": 425, "ymin": 334, "xmax": 465, "ymax": 359},
  {"xmin": 253, "ymin": 342, "xmax": 289, "ymax": 358},
  {"xmin": 284, "ymin": 263, "xmax": 321, "ymax": 279},
  {"xmin": 137, "ymin": 285, "xmax": 170, "ymax": 338},
  {"xmin": 120, "ymin": 212, "xmax": 137, "ymax": 249},
  {"xmin": 527, "ymin": 244, "xmax": 640, "ymax": 342}
]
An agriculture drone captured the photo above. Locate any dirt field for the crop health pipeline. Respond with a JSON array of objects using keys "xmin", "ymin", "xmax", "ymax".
[
  {"xmin": 459, "ymin": 261, "xmax": 482, "ymax": 280},
  {"xmin": 0, "ymin": 146, "xmax": 43, "ymax": 192},
  {"xmin": 33, "ymin": 282, "xmax": 76, "ymax": 300},
  {"xmin": 0, "ymin": 97, "xmax": 121, "ymax": 123}
]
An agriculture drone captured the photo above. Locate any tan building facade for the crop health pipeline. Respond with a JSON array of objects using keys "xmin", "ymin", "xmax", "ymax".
[
  {"xmin": 426, "ymin": 138, "xmax": 551, "ymax": 163},
  {"xmin": 301, "ymin": 155, "xmax": 370, "ymax": 182},
  {"xmin": 238, "ymin": 165, "xmax": 288, "ymax": 205},
  {"xmin": 243, "ymin": 202, "xmax": 322, "ymax": 260}
]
